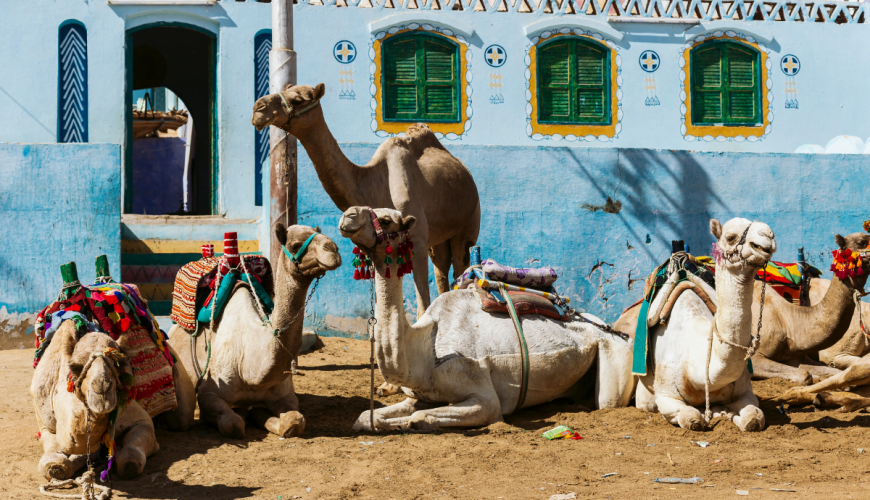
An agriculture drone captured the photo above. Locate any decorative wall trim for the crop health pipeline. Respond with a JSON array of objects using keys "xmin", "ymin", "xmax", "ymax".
[
  {"xmin": 297, "ymin": 0, "xmax": 868, "ymax": 24},
  {"xmin": 58, "ymin": 21, "xmax": 88, "ymax": 143},
  {"xmin": 369, "ymin": 12, "xmax": 474, "ymax": 38},
  {"xmin": 254, "ymin": 30, "xmax": 271, "ymax": 208},
  {"xmin": 679, "ymin": 32, "xmax": 773, "ymax": 143},
  {"xmin": 684, "ymin": 21, "xmax": 774, "ymax": 44},
  {"xmin": 525, "ymin": 29, "xmax": 623, "ymax": 143},
  {"xmin": 524, "ymin": 18, "xmax": 624, "ymax": 42},
  {"xmin": 369, "ymin": 25, "xmax": 473, "ymax": 141}
]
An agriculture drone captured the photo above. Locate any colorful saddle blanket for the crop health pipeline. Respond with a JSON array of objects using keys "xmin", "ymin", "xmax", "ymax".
[
  {"xmin": 452, "ymin": 259, "xmax": 558, "ymax": 290},
  {"xmin": 34, "ymin": 282, "xmax": 176, "ymax": 418},
  {"xmin": 170, "ymin": 256, "xmax": 271, "ymax": 331}
]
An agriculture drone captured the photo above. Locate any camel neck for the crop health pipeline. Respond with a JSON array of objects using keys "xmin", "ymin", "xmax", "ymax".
[
  {"xmin": 790, "ymin": 275, "xmax": 866, "ymax": 352},
  {"xmin": 294, "ymin": 115, "xmax": 364, "ymax": 211},
  {"xmin": 268, "ymin": 257, "xmax": 314, "ymax": 363},
  {"xmin": 709, "ymin": 267, "xmax": 757, "ymax": 380},
  {"xmin": 371, "ymin": 261, "xmax": 414, "ymax": 381}
]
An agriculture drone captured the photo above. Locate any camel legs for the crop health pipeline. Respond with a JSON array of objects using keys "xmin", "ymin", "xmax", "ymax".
[
  {"xmin": 396, "ymin": 390, "xmax": 502, "ymax": 431},
  {"xmin": 771, "ymin": 360, "xmax": 870, "ymax": 405},
  {"xmin": 430, "ymin": 240, "xmax": 452, "ymax": 297},
  {"xmin": 813, "ymin": 391, "xmax": 870, "ymax": 412},
  {"xmin": 635, "ymin": 382, "xmax": 657, "ymax": 413},
  {"xmin": 353, "ymin": 397, "xmax": 435, "ymax": 432},
  {"xmin": 37, "ymin": 429, "xmax": 91, "ymax": 480},
  {"xmin": 199, "ymin": 391, "xmax": 246, "ymax": 439},
  {"xmin": 750, "ymin": 355, "xmax": 813, "ymax": 385},
  {"xmin": 720, "ymin": 374, "xmax": 765, "ymax": 432},
  {"xmin": 114, "ymin": 404, "xmax": 158, "ymax": 480},
  {"xmin": 655, "ymin": 394, "xmax": 705, "ymax": 431},
  {"xmin": 249, "ymin": 391, "xmax": 306, "ymax": 438}
]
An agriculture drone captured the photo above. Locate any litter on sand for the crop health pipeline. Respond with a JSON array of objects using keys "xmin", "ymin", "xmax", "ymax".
[
  {"xmin": 548, "ymin": 493, "xmax": 576, "ymax": 500},
  {"xmin": 755, "ymin": 473, "xmax": 763, "ymax": 476},
  {"xmin": 713, "ymin": 460, "xmax": 722, "ymax": 463},
  {"xmin": 736, "ymin": 490, "xmax": 749, "ymax": 496},
  {"xmin": 771, "ymin": 489, "xmax": 797, "ymax": 492},
  {"xmin": 697, "ymin": 441, "xmax": 710, "ymax": 447},
  {"xmin": 859, "ymin": 449, "xmax": 865, "ymax": 453},
  {"xmin": 541, "ymin": 425, "xmax": 581, "ymax": 440},
  {"xmin": 654, "ymin": 477, "xmax": 704, "ymax": 484},
  {"xmin": 601, "ymin": 473, "xmax": 618, "ymax": 478},
  {"xmin": 647, "ymin": 444, "xmax": 656, "ymax": 447}
]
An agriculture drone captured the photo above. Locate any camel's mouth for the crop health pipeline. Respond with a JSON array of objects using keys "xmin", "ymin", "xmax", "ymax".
[{"xmin": 252, "ymin": 114, "xmax": 274, "ymax": 131}]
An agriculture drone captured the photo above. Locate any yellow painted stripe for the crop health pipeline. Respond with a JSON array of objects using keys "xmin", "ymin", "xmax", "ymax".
[
  {"xmin": 122, "ymin": 239, "xmax": 259, "ymax": 254},
  {"xmin": 136, "ymin": 283, "xmax": 175, "ymax": 301}
]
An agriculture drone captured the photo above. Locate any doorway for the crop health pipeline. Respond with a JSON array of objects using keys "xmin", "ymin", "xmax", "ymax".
[{"xmin": 125, "ymin": 24, "xmax": 217, "ymax": 215}]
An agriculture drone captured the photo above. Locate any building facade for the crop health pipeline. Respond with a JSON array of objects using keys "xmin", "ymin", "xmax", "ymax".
[{"xmin": 2, "ymin": 0, "xmax": 869, "ymax": 344}]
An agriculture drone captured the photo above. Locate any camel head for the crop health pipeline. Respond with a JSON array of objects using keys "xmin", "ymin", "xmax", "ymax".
[
  {"xmin": 65, "ymin": 328, "xmax": 131, "ymax": 415},
  {"xmin": 275, "ymin": 222, "xmax": 342, "ymax": 278},
  {"xmin": 338, "ymin": 207, "xmax": 417, "ymax": 260},
  {"xmin": 710, "ymin": 217, "xmax": 777, "ymax": 274},
  {"xmin": 251, "ymin": 83, "xmax": 326, "ymax": 134},
  {"xmin": 833, "ymin": 232, "xmax": 870, "ymax": 290}
]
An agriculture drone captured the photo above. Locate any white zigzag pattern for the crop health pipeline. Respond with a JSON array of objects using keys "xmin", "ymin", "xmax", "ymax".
[
  {"xmin": 60, "ymin": 27, "xmax": 86, "ymax": 143},
  {"xmin": 255, "ymin": 37, "xmax": 272, "ymax": 166}
]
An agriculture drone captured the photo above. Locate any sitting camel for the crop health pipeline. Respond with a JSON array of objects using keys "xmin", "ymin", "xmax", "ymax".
[
  {"xmin": 632, "ymin": 218, "xmax": 776, "ymax": 432},
  {"xmin": 31, "ymin": 325, "xmax": 188, "ymax": 479},
  {"xmin": 338, "ymin": 207, "xmax": 635, "ymax": 431},
  {"xmin": 168, "ymin": 224, "xmax": 341, "ymax": 438},
  {"xmin": 615, "ymin": 233, "xmax": 870, "ymax": 386},
  {"xmin": 251, "ymin": 84, "xmax": 481, "ymax": 312}
]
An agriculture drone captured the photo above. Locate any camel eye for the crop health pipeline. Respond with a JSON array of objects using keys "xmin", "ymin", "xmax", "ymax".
[{"xmin": 726, "ymin": 235, "xmax": 737, "ymax": 244}]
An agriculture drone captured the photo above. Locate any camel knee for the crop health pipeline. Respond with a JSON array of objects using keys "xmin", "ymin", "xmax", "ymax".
[
  {"xmin": 39, "ymin": 452, "xmax": 76, "ymax": 480},
  {"xmin": 377, "ymin": 382, "xmax": 402, "ymax": 397},
  {"xmin": 116, "ymin": 445, "xmax": 146, "ymax": 480},
  {"xmin": 218, "ymin": 411, "xmax": 246, "ymax": 439}
]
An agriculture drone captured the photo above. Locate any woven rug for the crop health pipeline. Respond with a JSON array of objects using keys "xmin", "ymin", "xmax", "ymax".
[
  {"xmin": 170, "ymin": 257, "xmax": 220, "ymax": 330},
  {"xmin": 117, "ymin": 323, "xmax": 177, "ymax": 417}
]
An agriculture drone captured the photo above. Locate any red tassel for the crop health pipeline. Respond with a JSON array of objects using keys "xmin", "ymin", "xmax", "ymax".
[
  {"xmin": 386, "ymin": 243, "xmax": 393, "ymax": 254},
  {"xmin": 408, "ymin": 240, "xmax": 414, "ymax": 249},
  {"xmin": 352, "ymin": 247, "xmax": 360, "ymax": 255},
  {"xmin": 366, "ymin": 269, "xmax": 372, "ymax": 280},
  {"xmin": 354, "ymin": 268, "xmax": 361, "ymax": 280},
  {"xmin": 385, "ymin": 266, "xmax": 391, "ymax": 278}
]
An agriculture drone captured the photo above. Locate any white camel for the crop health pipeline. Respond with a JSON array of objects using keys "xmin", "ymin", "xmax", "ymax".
[
  {"xmin": 338, "ymin": 207, "xmax": 635, "ymax": 431},
  {"xmin": 636, "ymin": 218, "xmax": 776, "ymax": 432}
]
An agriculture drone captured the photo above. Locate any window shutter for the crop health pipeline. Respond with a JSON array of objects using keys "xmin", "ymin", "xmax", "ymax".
[
  {"xmin": 382, "ymin": 34, "xmax": 460, "ymax": 122},
  {"xmin": 726, "ymin": 46, "xmax": 759, "ymax": 123},
  {"xmin": 539, "ymin": 42, "xmax": 571, "ymax": 122},
  {"xmin": 423, "ymin": 38, "xmax": 457, "ymax": 119},
  {"xmin": 692, "ymin": 46, "xmax": 724, "ymax": 123},
  {"xmin": 575, "ymin": 44, "xmax": 607, "ymax": 121}
]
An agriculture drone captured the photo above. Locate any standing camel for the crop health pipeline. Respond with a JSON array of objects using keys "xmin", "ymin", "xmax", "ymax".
[
  {"xmin": 338, "ymin": 207, "xmax": 635, "ymax": 432},
  {"xmin": 168, "ymin": 224, "xmax": 341, "ymax": 438},
  {"xmin": 615, "ymin": 233, "xmax": 870, "ymax": 385},
  {"xmin": 251, "ymin": 83, "xmax": 481, "ymax": 314},
  {"xmin": 634, "ymin": 218, "xmax": 777, "ymax": 431}
]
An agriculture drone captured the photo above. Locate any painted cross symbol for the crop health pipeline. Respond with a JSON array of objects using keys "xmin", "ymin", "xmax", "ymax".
[
  {"xmin": 484, "ymin": 45, "xmax": 506, "ymax": 68},
  {"xmin": 780, "ymin": 55, "xmax": 800, "ymax": 76},
  {"xmin": 333, "ymin": 41, "xmax": 356, "ymax": 64},
  {"xmin": 639, "ymin": 50, "xmax": 660, "ymax": 73}
]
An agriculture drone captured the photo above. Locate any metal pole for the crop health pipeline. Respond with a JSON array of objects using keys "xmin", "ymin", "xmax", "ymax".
[{"xmin": 269, "ymin": 0, "xmax": 297, "ymax": 260}]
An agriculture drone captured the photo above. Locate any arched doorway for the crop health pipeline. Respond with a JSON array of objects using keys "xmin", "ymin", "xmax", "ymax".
[{"xmin": 125, "ymin": 23, "xmax": 217, "ymax": 215}]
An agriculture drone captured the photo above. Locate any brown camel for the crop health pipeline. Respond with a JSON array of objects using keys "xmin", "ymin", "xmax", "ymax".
[
  {"xmin": 251, "ymin": 83, "xmax": 481, "ymax": 315},
  {"xmin": 613, "ymin": 233, "xmax": 870, "ymax": 386}
]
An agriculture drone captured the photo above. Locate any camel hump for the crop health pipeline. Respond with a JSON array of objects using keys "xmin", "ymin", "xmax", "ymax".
[{"xmin": 402, "ymin": 123, "xmax": 447, "ymax": 154}]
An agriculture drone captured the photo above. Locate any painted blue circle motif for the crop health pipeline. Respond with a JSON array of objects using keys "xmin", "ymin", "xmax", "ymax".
[
  {"xmin": 780, "ymin": 55, "xmax": 800, "ymax": 76},
  {"xmin": 639, "ymin": 51, "xmax": 660, "ymax": 73},
  {"xmin": 484, "ymin": 45, "xmax": 506, "ymax": 68},
  {"xmin": 334, "ymin": 41, "xmax": 356, "ymax": 64}
]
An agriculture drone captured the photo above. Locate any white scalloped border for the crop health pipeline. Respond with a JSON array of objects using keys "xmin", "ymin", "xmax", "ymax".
[
  {"xmin": 678, "ymin": 31, "xmax": 774, "ymax": 143},
  {"xmin": 369, "ymin": 24, "xmax": 473, "ymax": 141},
  {"xmin": 524, "ymin": 28, "xmax": 623, "ymax": 143}
]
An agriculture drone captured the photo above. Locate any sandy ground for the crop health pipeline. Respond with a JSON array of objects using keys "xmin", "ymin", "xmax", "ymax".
[{"xmin": 3, "ymin": 338, "xmax": 870, "ymax": 499}]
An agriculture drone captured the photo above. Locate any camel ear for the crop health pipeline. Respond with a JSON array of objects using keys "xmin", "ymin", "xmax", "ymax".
[
  {"xmin": 314, "ymin": 226, "xmax": 321, "ymax": 233},
  {"xmin": 314, "ymin": 83, "xmax": 326, "ymax": 100},
  {"xmin": 400, "ymin": 216, "xmax": 417, "ymax": 232},
  {"xmin": 283, "ymin": 84, "xmax": 294, "ymax": 92},
  {"xmin": 275, "ymin": 223, "xmax": 288, "ymax": 247},
  {"xmin": 710, "ymin": 219, "xmax": 723, "ymax": 240},
  {"xmin": 835, "ymin": 234, "xmax": 847, "ymax": 249}
]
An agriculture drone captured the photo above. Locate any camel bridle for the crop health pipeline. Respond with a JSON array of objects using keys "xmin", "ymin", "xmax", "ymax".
[{"xmin": 277, "ymin": 92, "xmax": 321, "ymax": 126}]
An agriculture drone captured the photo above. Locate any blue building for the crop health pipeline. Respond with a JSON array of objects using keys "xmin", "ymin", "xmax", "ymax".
[{"xmin": 1, "ymin": 0, "xmax": 868, "ymax": 346}]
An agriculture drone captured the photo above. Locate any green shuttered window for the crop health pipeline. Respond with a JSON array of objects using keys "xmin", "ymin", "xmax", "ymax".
[
  {"xmin": 383, "ymin": 34, "xmax": 460, "ymax": 122},
  {"xmin": 690, "ymin": 41, "xmax": 761, "ymax": 126},
  {"xmin": 537, "ymin": 38, "xmax": 611, "ymax": 125}
]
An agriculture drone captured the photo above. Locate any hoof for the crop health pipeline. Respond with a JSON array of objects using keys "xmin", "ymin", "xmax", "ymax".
[
  {"xmin": 40, "ymin": 454, "xmax": 74, "ymax": 480},
  {"xmin": 218, "ymin": 411, "xmax": 246, "ymax": 439},
  {"xmin": 276, "ymin": 412, "xmax": 306, "ymax": 438},
  {"xmin": 677, "ymin": 406, "xmax": 704, "ymax": 431},
  {"xmin": 118, "ymin": 461, "xmax": 141, "ymax": 480},
  {"xmin": 376, "ymin": 383, "xmax": 401, "ymax": 397},
  {"xmin": 735, "ymin": 407, "xmax": 765, "ymax": 432}
]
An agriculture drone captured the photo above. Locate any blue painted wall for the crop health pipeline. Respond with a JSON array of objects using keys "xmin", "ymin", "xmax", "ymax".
[
  {"xmin": 0, "ymin": 144, "xmax": 120, "ymax": 347},
  {"xmin": 296, "ymin": 144, "xmax": 868, "ymax": 336}
]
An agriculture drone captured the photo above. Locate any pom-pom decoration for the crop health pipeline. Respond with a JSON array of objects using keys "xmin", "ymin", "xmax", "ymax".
[
  {"xmin": 864, "ymin": 220, "xmax": 870, "ymax": 233},
  {"xmin": 831, "ymin": 249, "xmax": 866, "ymax": 279}
]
